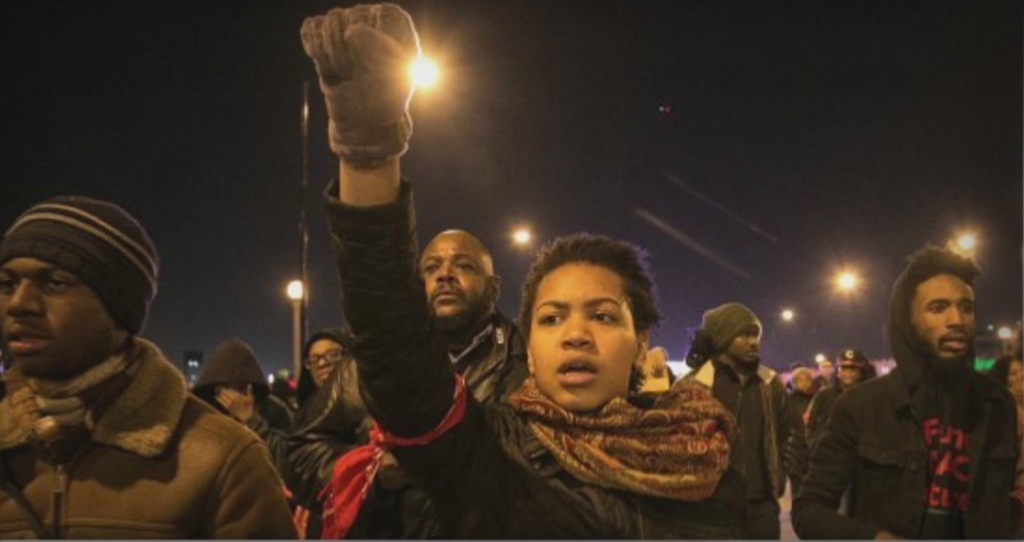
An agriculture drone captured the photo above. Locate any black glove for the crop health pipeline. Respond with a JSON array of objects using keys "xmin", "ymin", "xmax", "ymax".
[{"xmin": 301, "ymin": 3, "xmax": 420, "ymax": 167}]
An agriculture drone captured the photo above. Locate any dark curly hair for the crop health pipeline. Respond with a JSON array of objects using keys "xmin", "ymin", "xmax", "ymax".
[
  {"xmin": 517, "ymin": 233, "xmax": 661, "ymax": 395},
  {"xmin": 900, "ymin": 245, "xmax": 980, "ymax": 305}
]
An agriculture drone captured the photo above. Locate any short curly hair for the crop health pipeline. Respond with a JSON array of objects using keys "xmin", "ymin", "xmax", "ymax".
[{"xmin": 517, "ymin": 233, "xmax": 661, "ymax": 394}]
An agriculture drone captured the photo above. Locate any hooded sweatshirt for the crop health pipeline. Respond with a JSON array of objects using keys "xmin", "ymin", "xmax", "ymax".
[
  {"xmin": 887, "ymin": 262, "xmax": 976, "ymax": 539},
  {"xmin": 192, "ymin": 338, "xmax": 294, "ymax": 473}
]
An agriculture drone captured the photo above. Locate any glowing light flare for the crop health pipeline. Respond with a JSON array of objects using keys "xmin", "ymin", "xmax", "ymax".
[
  {"xmin": 286, "ymin": 280, "xmax": 304, "ymax": 301},
  {"xmin": 815, "ymin": 353, "xmax": 827, "ymax": 364},
  {"xmin": 997, "ymin": 326, "xmax": 1013, "ymax": 340},
  {"xmin": 512, "ymin": 228, "xmax": 532, "ymax": 246},
  {"xmin": 780, "ymin": 309, "xmax": 795, "ymax": 322},
  {"xmin": 956, "ymin": 233, "xmax": 977, "ymax": 252},
  {"xmin": 409, "ymin": 56, "xmax": 440, "ymax": 90},
  {"xmin": 835, "ymin": 271, "xmax": 859, "ymax": 293}
]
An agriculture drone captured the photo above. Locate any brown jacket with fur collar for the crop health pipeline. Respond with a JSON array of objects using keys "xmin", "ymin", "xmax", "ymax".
[{"xmin": 0, "ymin": 338, "xmax": 296, "ymax": 538}]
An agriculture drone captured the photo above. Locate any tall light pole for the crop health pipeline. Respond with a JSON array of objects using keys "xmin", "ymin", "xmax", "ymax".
[
  {"xmin": 286, "ymin": 280, "xmax": 305, "ymax": 378},
  {"xmin": 297, "ymin": 81, "xmax": 312, "ymax": 365}
]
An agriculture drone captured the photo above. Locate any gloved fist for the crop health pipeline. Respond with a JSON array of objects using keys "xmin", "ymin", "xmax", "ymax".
[{"xmin": 301, "ymin": 3, "xmax": 421, "ymax": 167}]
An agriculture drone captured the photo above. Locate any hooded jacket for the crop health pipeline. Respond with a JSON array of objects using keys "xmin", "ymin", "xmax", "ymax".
[
  {"xmin": 0, "ymin": 338, "xmax": 296, "ymax": 538},
  {"xmin": 793, "ymin": 256, "xmax": 1021, "ymax": 539},
  {"xmin": 192, "ymin": 338, "xmax": 294, "ymax": 473}
]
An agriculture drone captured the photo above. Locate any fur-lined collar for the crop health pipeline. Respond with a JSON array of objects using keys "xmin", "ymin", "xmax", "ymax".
[
  {"xmin": 691, "ymin": 359, "xmax": 776, "ymax": 388},
  {"xmin": 0, "ymin": 338, "xmax": 187, "ymax": 458}
]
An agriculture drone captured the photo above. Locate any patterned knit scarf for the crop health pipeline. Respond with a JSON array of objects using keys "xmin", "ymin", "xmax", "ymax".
[{"xmin": 507, "ymin": 378, "xmax": 735, "ymax": 502}]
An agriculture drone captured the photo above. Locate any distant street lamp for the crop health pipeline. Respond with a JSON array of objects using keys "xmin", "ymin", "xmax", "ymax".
[
  {"xmin": 814, "ymin": 353, "xmax": 827, "ymax": 364},
  {"xmin": 512, "ymin": 227, "xmax": 532, "ymax": 247},
  {"xmin": 949, "ymin": 231, "xmax": 978, "ymax": 259},
  {"xmin": 780, "ymin": 308, "xmax": 795, "ymax": 322},
  {"xmin": 997, "ymin": 326, "xmax": 1013, "ymax": 341},
  {"xmin": 286, "ymin": 280, "xmax": 305, "ymax": 378},
  {"xmin": 835, "ymin": 271, "xmax": 859, "ymax": 293}
]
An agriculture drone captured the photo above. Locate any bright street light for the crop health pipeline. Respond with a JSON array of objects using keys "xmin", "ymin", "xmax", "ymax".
[
  {"xmin": 410, "ymin": 56, "xmax": 440, "ymax": 90},
  {"xmin": 286, "ymin": 279, "xmax": 305, "ymax": 376},
  {"xmin": 835, "ymin": 271, "xmax": 859, "ymax": 293},
  {"xmin": 286, "ymin": 279, "xmax": 304, "ymax": 301},
  {"xmin": 948, "ymin": 231, "xmax": 979, "ymax": 259},
  {"xmin": 512, "ymin": 227, "xmax": 532, "ymax": 246},
  {"xmin": 814, "ymin": 353, "xmax": 827, "ymax": 364},
  {"xmin": 780, "ymin": 309, "xmax": 795, "ymax": 322},
  {"xmin": 997, "ymin": 326, "xmax": 1013, "ymax": 341},
  {"xmin": 956, "ymin": 233, "xmax": 977, "ymax": 252}
]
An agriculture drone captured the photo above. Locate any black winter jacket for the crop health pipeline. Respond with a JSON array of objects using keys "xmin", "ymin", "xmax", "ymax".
[
  {"xmin": 792, "ymin": 263, "xmax": 1021, "ymax": 539},
  {"xmin": 322, "ymin": 183, "xmax": 745, "ymax": 538}
]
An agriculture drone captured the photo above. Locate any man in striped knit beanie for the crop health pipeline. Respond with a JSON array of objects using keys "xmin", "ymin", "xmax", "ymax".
[{"xmin": 0, "ymin": 196, "xmax": 295, "ymax": 538}]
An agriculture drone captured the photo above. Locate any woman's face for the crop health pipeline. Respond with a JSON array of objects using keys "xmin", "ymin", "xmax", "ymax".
[
  {"xmin": 1008, "ymin": 359, "xmax": 1023, "ymax": 399},
  {"xmin": 528, "ymin": 263, "xmax": 647, "ymax": 413},
  {"xmin": 306, "ymin": 338, "xmax": 346, "ymax": 388}
]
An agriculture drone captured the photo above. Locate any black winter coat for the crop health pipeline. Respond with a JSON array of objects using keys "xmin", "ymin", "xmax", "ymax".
[
  {"xmin": 322, "ymin": 183, "xmax": 745, "ymax": 538},
  {"xmin": 793, "ymin": 261, "xmax": 1021, "ymax": 539}
]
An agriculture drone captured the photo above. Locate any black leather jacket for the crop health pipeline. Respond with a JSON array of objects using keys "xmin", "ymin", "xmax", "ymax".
[
  {"xmin": 284, "ymin": 188, "xmax": 528, "ymax": 537},
  {"xmin": 318, "ymin": 183, "xmax": 744, "ymax": 538}
]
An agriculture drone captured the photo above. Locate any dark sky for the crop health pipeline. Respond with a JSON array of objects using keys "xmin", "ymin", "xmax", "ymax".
[{"xmin": 3, "ymin": 1, "xmax": 1021, "ymax": 375}]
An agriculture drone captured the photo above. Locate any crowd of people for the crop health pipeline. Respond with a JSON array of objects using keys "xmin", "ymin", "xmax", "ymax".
[{"xmin": 0, "ymin": 3, "xmax": 1021, "ymax": 539}]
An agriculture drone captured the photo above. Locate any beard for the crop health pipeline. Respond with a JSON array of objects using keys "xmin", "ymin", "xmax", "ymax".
[
  {"xmin": 919, "ymin": 338, "xmax": 973, "ymax": 382},
  {"xmin": 432, "ymin": 294, "xmax": 492, "ymax": 334}
]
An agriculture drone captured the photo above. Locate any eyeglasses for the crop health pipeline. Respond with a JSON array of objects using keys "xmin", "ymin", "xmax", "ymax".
[{"xmin": 305, "ymin": 349, "xmax": 346, "ymax": 368}]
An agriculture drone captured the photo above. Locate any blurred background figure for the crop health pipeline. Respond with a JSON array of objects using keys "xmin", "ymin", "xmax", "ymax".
[
  {"xmin": 805, "ymin": 349, "xmax": 875, "ymax": 453},
  {"xmin": 786, "ymin": 366, "xmax": 816, "ymax": 498},
  {"xmin": 271, "ymin": 369, "xmax": 298, "ymax": 412},
  {"xmin": 813, "ymin": 357, "xmax": 834, "ymax": 391},
  {"xmin": 989, "ymin": 351, "xmax": 1024, "ymax": 527},
  {"xmin": 192, "ymin": 338, "xmax": 295, "ymax": 472},
  {"xmin": 638, "ymin": 346, "xmax": 675, "ymax": 396}
]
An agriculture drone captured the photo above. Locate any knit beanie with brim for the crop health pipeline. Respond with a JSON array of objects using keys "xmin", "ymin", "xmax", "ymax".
[
  {"xmin": 701, "ymin": 302, "xmax": 762, "ymax": 352},
  {"xmin": 0, "ymin": 196, "xmax": 159, "ymax": 335}
]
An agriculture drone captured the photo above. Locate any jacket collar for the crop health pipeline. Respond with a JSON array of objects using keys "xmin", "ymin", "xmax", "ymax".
[
  {"xmin": 693, "ymin": 359, "xmax": 776, "ymax": 388},
  {"xmin": 0, "ymin": 338, "xmax": 187, "ymax": 458}
]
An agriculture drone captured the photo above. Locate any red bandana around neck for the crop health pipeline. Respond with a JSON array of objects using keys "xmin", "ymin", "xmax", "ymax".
[{"xmin": 319, "ymin": 375, "xmax": 467, "ymax": 539}]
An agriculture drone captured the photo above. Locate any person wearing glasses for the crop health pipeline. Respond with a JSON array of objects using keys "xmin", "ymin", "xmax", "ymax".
[{"xmin": 286, "ymin": 328, "xmax": 370, "ymax": 538}]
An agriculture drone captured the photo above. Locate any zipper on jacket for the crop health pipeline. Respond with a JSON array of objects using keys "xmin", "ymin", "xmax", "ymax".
[{"xmin": 52, "ymin": 463, "xmax": 67, "ymax": 538}]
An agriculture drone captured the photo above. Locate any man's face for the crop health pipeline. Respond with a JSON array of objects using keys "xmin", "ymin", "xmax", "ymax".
[
  {"xmin": 0, "ymin": 257, "xmax": 127, "ymax": 379},
  {"xmin": 836, "ymin": 364, "xmax": 863, "ymax": 388},
  {"xmin": 723, "ymin": 324, "xmax": 762, "ymax": 367},
  {"xmin": 419, "ymin": 232, "xmax": 497, "ymax": 331},
  {"xmin": 910, "ymin": 273, "xmax": 976, "ymax": 369}
]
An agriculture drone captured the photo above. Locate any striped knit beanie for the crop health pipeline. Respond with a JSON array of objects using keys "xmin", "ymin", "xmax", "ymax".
[{"xmin": 0, "ymin": 196, "xmax": 159, "ymax": 334}]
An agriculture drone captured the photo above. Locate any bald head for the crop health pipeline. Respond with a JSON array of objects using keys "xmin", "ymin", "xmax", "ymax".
[
  {"xmin": 422, "ymin": 230, "xmax": 495, "ymax": 275},
  {"xmin": 419, "ymin": 230, "xmax": 500, "ymax": 331}
]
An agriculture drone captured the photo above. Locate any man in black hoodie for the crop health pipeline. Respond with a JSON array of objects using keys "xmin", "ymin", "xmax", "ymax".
[{"xmin": 793, "ymin": 246, "xmax": 1022, "ymax": 539}]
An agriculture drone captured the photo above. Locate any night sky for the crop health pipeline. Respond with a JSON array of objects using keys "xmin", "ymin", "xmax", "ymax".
[{"xmin": 3, "ymin": 1, "xmax": 1021, "ymax": 376}]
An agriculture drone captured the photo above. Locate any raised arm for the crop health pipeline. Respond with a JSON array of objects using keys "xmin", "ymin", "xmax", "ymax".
[{"xmin": 301, "ymin": 4, "xmax": 452, "ymax": 437}]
